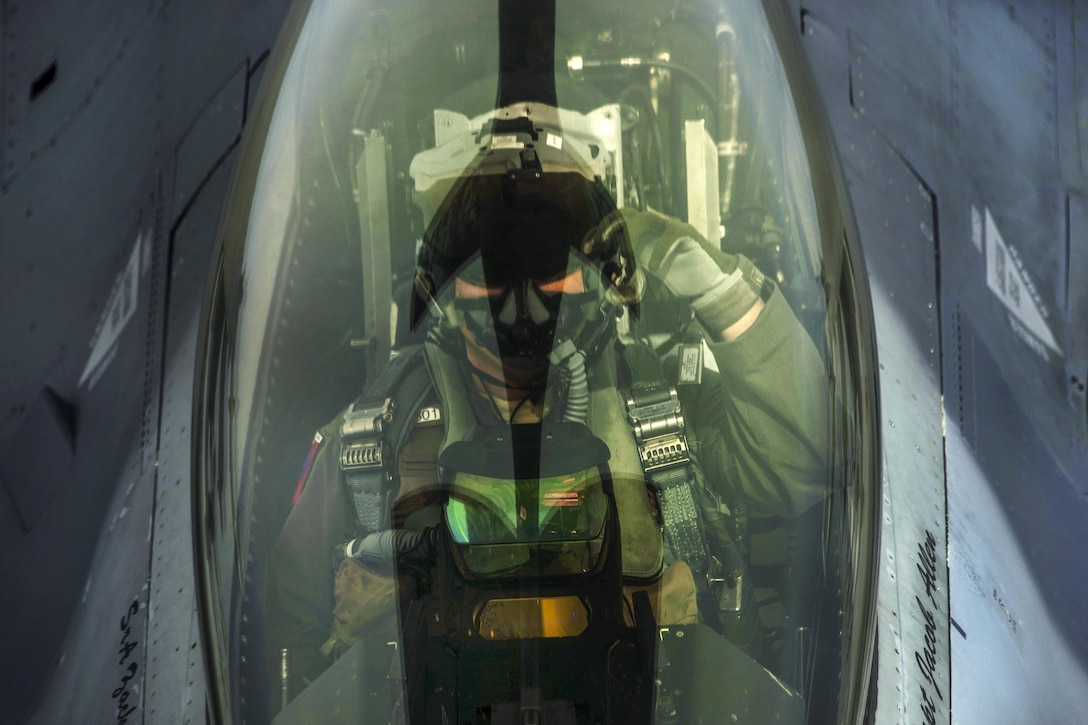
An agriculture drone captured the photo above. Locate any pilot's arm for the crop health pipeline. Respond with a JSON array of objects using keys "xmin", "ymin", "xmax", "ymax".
[
  {"xmin": 265, "ymin": 417, "xmax": 354, "ymax": 688},
  {"xmin": 688, "ymin": 288, "xmax": 829, "ymax": 516},
  {"xmin": 625, "ymin": 210, "xmax": 829, "ymax": 516}
]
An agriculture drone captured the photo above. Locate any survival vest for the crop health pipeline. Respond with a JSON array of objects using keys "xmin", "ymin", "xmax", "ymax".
[{"xmin": 337, "ymin": 339, "xmax": 719, "ymax": 585}]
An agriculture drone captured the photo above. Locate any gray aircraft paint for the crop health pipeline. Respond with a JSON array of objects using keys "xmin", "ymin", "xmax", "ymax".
[{"xmin": 4, "ymin": 0, "xmax": 1088, "ymax": 722}]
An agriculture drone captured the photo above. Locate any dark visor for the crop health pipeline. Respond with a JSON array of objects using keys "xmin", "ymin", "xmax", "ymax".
[{"xmin": 411, "ymin": 167, "xmax": 624, "ymax": 328}]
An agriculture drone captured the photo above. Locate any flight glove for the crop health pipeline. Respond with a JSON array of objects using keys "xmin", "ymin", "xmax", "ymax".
[{"xmin": 617, "ymin": 208, "xmax": 766, "ymax": 333}]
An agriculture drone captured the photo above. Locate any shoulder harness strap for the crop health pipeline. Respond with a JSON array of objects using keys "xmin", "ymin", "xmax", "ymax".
[
  {"xmin": 622, "ymin": 342, "xmax": 709, "ymax": 580},
  {"xmin": 340, "ymin": 345, "xmax": 436, "ymax": 534}
]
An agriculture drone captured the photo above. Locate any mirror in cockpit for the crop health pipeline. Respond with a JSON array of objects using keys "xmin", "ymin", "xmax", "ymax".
[{"xmin": 194, "ymin": 1, "xmax": 880, "ymax": 723}]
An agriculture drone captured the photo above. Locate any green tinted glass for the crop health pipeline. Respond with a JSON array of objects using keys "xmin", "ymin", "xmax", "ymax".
[{"xmin": 446, "ymin": 468, "xmax": 606, "ymax": 545}]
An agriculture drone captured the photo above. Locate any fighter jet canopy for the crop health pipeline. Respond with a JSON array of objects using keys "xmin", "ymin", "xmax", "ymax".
[{"xmin": 193, "ymin": 1, "xmax": 880, "ymax": 723}]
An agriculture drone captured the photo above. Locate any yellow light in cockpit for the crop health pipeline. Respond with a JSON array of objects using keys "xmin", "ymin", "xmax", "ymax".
[{"xmin": 477, "ymin": 596, "xmax": 588, "ymax": 639}]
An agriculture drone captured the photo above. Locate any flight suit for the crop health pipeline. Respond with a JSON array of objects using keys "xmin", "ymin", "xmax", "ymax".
[{"xmin": 265, "ymin": 283, "xmax": 828, "ymax": 686}]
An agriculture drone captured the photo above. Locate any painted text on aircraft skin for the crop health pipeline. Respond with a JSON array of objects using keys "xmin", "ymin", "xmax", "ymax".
[
  {"xmin": 1008, "ymin": 314, "xmax": 1051, "ymax": 364},
  {"xmin": 983, "ymin": 208, "xmax": 1061, "ymax": 357},
  {"xmin": 914, "ymin": 529, "xmax": 944, "ymax": 724},
  {"xmin": 112, "ymin": 598, "xmax": 140, "ymax": 723},
  {"xmin": 80, "ymin": 232, "xmax": 144, "ymax": 389},
  {"xmin": 917, "ymin": 529, "xmax": 940, "ymax": 610},
  {"xmin": 921, "ymin": 684, "xmax": 938, "ymax": 725},
  {"xmin": 914, "ymin": 597, "xmax": 943, "ymax": 700}
]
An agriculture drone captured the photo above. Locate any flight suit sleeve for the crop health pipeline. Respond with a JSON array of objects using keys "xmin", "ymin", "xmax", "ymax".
[
  {"xmin": 264, "ymin": 419, "xmax": 354, "ymax": 685},
  {"xmin": 686, "ymin": 286, "xmax": 830, "ymax": 517}
]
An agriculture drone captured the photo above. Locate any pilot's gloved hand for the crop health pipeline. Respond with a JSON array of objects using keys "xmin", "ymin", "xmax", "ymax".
[
  {"xmin": 618, "ymin": 208, "xmax": 766, "ymax": 333},
  {"xmin": 321, "ymin": 557, "xmax": 396, "ymax": 659}
]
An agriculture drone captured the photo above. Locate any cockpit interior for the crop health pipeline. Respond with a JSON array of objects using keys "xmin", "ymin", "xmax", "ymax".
[{"xmin": 192, "ymin": 1, "xmax": 879, "ymax": 723}]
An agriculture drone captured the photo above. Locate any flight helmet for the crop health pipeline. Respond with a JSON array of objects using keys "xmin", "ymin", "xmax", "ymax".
[{"xmin": 409, "ymin": 103, "xmax": 641, "ymax": 371}]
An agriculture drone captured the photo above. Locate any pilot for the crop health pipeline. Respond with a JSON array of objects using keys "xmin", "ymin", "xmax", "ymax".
[{"xmin": 264, "ymin": 108, "xmax": 829, "ymax": 700}]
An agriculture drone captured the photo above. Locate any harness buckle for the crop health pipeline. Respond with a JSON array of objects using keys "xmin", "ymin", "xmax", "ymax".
[
  {"xmin": 625, "ymin": 387, "xmax": 691, "ymax": 474},
  {"xmin": 341, "ymin": 398, "xmax": 395, "ymax": 438},
  {"xmin": 340, "ymin": 398, "xmax": 394, "ymax": 471}
]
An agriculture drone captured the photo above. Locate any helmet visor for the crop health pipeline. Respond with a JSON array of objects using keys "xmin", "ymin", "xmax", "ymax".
[{"xmin": 412, "ymin": 166, "xmax": 635, "ymax": 329}]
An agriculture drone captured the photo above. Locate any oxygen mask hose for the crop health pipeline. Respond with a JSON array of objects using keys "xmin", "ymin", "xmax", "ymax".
[
  {"xmin": 344, "ymin": 528, "xmax": 436, "ymax": 575},
  {"xmin": 550, "ymin": 339, "xmax": 589, "ymax": 424}
]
